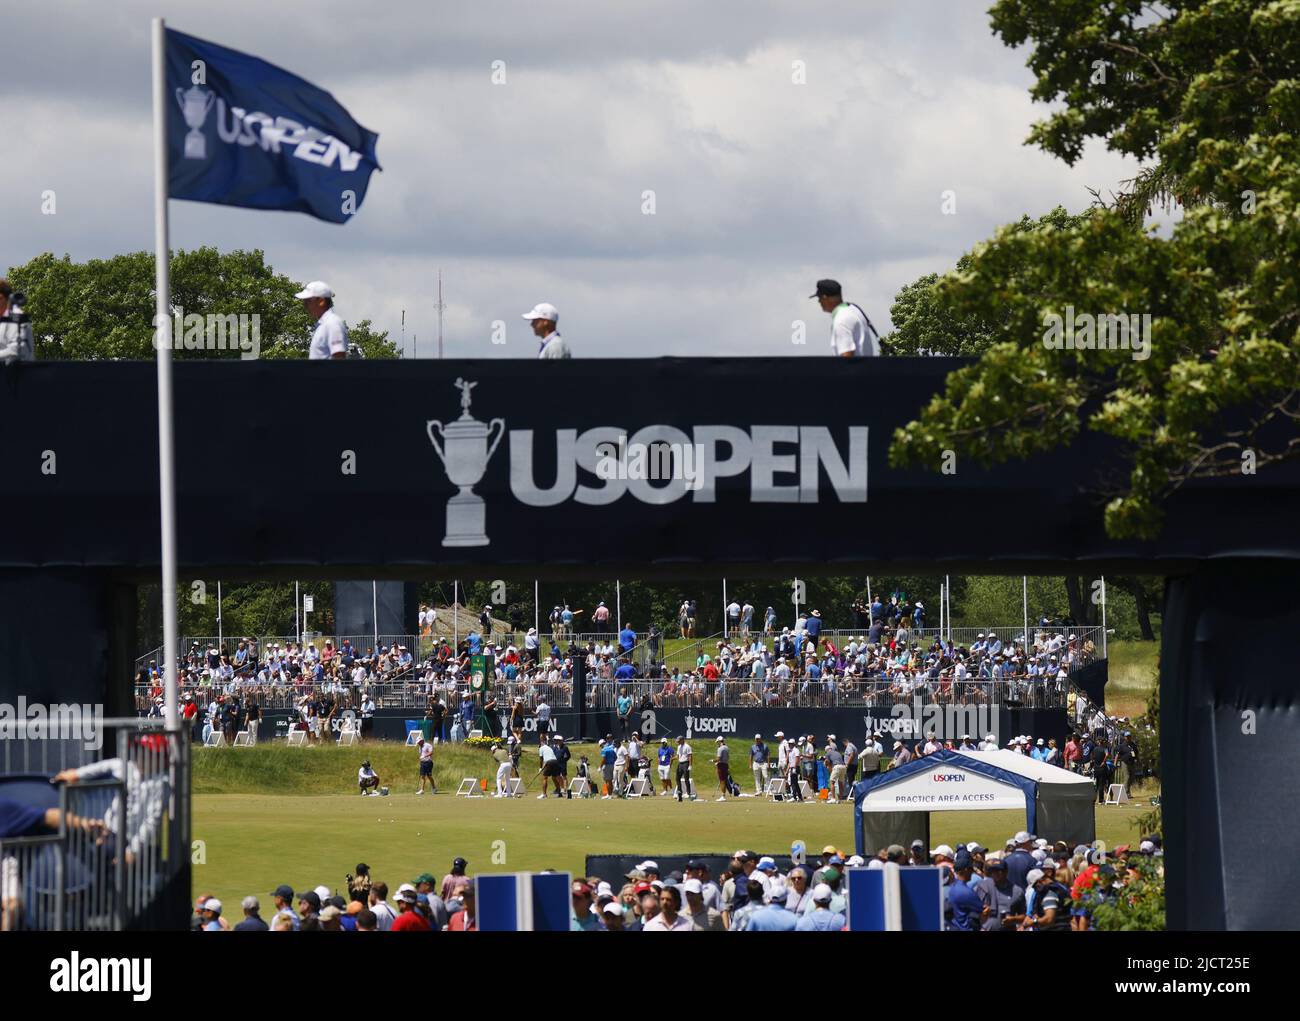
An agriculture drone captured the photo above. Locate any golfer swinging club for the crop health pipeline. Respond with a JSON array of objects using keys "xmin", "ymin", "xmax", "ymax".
[{"xmin": 537, "ymin": 736, "xmax": 566, "ymax": 799}]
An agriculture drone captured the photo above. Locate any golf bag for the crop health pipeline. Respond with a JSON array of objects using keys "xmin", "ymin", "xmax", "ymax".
[{"xmin": 725, "ymin": 771, "xmax": 741, "ymax": 798}]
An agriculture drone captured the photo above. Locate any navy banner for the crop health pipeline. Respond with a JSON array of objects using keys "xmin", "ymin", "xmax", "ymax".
[{"xmin": 166, "ymin": 28, "xmax": 380, "ymax": 222}]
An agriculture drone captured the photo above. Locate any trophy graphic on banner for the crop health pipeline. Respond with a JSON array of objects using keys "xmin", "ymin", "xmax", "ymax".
[
  {"xmin": 174, "ymin": 84, "xmax": 216, "ymax": 160},
  {"xmin": 427, "ymin": 379, "xmax": 505, "ymax": 547}
]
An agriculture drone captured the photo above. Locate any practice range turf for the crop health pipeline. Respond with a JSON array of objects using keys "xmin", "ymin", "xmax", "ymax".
[{"xmin": 190, "ymin": 741, "xmax": 1157, "ymax": 908}]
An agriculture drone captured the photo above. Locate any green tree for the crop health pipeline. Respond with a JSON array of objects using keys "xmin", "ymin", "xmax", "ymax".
[
  {"xmin": 883, "ymin": 208, "xmax": 1090, "ymax": 356},
  {"xmin": 888, "ymin": 0, "xmax": 1300, "ymax": 540},
  {"xmin": 7, "ymin": 247, "xmax": 398, "ymax": 360},
  {"xmin": 1091, "ymin": 856, "xmax": 1166, "ymax": 931}
]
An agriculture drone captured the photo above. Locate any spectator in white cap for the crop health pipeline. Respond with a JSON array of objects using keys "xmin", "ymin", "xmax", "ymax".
[
  {"xmin": 522, "ymin": 302, "xmax": 570, "ymax": 359},
  {"xmin": 680, "ymin": 878, "xmax": 724, "ymax": 930},
  {"xmin": 296, "ymin": 281, "xmax": 349, "ymax": 359},
  {"xmin": 795, "ymin": 883, "xmax": 846, "ymax": 931},
  {"xmin": 743, "ymin": 876, "xmax": 797, "ymax": 931}
]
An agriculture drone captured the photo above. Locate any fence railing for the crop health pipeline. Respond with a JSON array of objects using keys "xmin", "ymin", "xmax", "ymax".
[
  {"xmin": 585, "ymin": 676, "xmax": 1067, "ymax": 711},
  {"xmin": 0, "ymin": 719, "xmax": 188, "ymax": 931}
]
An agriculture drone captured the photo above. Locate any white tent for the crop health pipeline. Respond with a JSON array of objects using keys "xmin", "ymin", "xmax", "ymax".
[{"xmin": 852, "ymin": 748, "xmax": 1096, "ymax": 855}]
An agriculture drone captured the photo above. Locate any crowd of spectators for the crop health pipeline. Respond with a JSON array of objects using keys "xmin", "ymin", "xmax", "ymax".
[
  {"xmin": 197, "ymin": 833, "xmax": 1161, "ymax": 933},
  {"xmin": 135, "ymin": 596, "xmax": 1102, "ymax": 729}
]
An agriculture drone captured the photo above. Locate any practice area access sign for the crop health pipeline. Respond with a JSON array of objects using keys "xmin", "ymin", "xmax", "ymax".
[{"xmin": 860, "ymin": 767, "xmax": 1024, "ymax": 811}]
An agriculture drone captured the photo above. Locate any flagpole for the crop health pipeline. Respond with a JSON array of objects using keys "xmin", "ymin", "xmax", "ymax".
[{"xmin": 153, "ymin": 16, "xmax": 180, "ymax": 733}]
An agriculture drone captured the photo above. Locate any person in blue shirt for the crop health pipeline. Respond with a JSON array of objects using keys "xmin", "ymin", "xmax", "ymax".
[
  {"xmin": 796, "ymin": 884, "xmax": 846, "ymax": 931},
  {"xmin": 1004, "ymin": 833, "xmax": 1037, "ymax": 891},
  {"xmin": 804, "ymin": 610, "xmax": 822, "ymax": 647},
  {"xmin": 599, "ymin": 736, "xmax": 618, "ymax": 798},
  {"xmin": 744, "ymin": 877, "xmax": 797, "ymax": 931},
  {"xmin": 656, "ymin": 737, "xmax": 674, "ymax": 795},
  {"xmin": 467, "ymin": 631, "xmax": 482, "ymax": 655},
  {"xmin": 618, "ymin": 624, "xmax": 636, "ymax": 654},
  {"xmin": 946, "ymin": 853, "xmax": 984, "ymax": 931},
  {"xmin": 1031, "ymin": 738, "xmax": 1049, "ymax": 762},
  {"xmin": 616, "ymin": 685, "xmax": 634, "ymax": 738}
]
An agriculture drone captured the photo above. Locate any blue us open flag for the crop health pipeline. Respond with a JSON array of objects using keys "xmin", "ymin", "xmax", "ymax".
[{"xmin": 165, "ymin": 28, "xmax": 380, "ymax": 223}]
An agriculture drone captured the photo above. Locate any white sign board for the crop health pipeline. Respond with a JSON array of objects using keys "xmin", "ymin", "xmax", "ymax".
[
  {"xmin": 303, "ymin": 595, "xmax": 314, "ymax": 612},
  {"xmin": 861, "ymin": 766, "xmax": 1024, "ymax": 812}
]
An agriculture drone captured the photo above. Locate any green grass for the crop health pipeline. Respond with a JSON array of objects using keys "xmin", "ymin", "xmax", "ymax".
[
  {"xmin": 1105, "ymin": 640, "xmax": 1159, "ymax": 719},
  {"xmin": 191, "ymin": 742, "xmax": 1157, "ymax": 909}
]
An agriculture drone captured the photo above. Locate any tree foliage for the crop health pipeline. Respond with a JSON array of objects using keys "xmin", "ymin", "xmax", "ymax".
[
  {"xmin": 7, "ymin": 247, "xmax": 398, "ymax": 360},
  {"xmin": 888, "ymin": 0, "xmax": 1300, "ymax": 540},
  {"xmin": 883, "ymin": 208, "xmax": 1090, "ymax": 356}
]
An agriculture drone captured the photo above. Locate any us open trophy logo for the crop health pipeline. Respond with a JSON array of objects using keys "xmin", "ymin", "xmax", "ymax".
[
  {"xmin": 175, "ymin": 84, "xmax": 215, "ymax": 160},
  {"xmin": 426, "ymin": 379, "xmax": 505, "ymax": 547}
]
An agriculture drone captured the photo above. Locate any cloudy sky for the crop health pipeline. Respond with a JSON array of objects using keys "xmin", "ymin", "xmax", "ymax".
[{"xmin": 3, "ymin": 1, "xmax": 1140, "ymax": 358}]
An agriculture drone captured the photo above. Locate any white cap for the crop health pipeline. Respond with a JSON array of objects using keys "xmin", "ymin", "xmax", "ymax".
[
  {"xmin": 294, "ymin": 280, "xmax": 334, "ymax": 300},
  {"xmin": 1026, "ymin": 868, "xmax": 1045, "ymax": 885},
  {"xmin": 764, "ymin": 877, "xmax": 789, "ymax": 903},
  {"xmin": 636, "ymin": 860, "xmax": 659, "ymax": 871},
  {"xmin": 521, "ymin": 302, "xmax": 559, "ymax": 323},
  {"xmin": 715, "ymin": 736, "xmax": 725, "ymax": 743},
  {"xmin": 846, "ymin": 855, "xmax": 865, "ymax": 867},
  {"xmin": 1139, "ymin": 839, "xmax": 1155, "ymax": 853},
  {"xmin": 602, "ymin": 902, "xmax": 622, "ymax": 917},
  {"xmin": 204, "ymin": 898, "xmax": 222, "ymax": 913},
  {"xmin": 682, "ymin": 878, "xmax": 703, "ymax": 895},
  {"xmin": 1013, "ymin": 831, "xmax": 1033, "ymax": 844},
  {"xmin": 931, "ymin": 844, "xmax": 954, "ymax": 859},
  {"xmin": 314, "ymin": 885, "xmax": 331, "ymax": 902},
  {"xmin": 812, "ymin": 883, "xmax": 834, "ymax": 903}
]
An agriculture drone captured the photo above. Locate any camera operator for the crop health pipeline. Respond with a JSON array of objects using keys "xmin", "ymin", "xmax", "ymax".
[{"xmin": 0, "ymin": 281, "xmax": 33, "ymax": 363}]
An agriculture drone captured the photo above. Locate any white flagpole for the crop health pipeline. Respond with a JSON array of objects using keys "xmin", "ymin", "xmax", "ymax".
[
  {"xmin": 941, "ymin": 577, "xmax": 951, "ymax": 642},
  {"xmin": 1101, "ymin": 576, "xmax": 1108, "ymax": 658},
  {"xmin": 152, "ymin": 17, "xmax": 179, "ymax": 733},
  {"xmin": 1022, "ymin": 576, "xmax": 1029, "ymax": 648},
  {"xmin": 945, "ymin": 574, "xmax": 951, "ymax": 643}
]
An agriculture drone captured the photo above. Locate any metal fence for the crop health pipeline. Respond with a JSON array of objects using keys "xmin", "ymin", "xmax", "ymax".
[
  {"xmin": 0, "ymin": 719, "xmax": 188, "ymax": 931},
  {"xmin": 583, "ymin": 676, "xmax": 1068, "ymax": 711}
]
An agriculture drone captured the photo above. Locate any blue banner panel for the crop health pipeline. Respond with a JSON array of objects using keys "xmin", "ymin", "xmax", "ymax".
[
  {"xmin": 846, "ymin": 867, "xmax": 887, "ymax": 932},
  {"xmin": 531, "ymin": 873, "xmax": 572, "ymax": 932},
  {"xmin": 898, "ymin": 867, "xmax": 944, "ymax": 932},
  {"xmin": 474, "ymin": 874, "xmax": 520, "ymax": 932}
]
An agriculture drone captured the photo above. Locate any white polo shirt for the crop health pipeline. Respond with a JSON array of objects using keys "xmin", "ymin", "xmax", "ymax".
[
  {"xmin": 309, "ymin": 308, "xmax": 349, "ymax": 359},
  {"xmin": 537, "ymin": 331, "xmax": 570, "ymax": 359},
  {"xmin": 830, "ymin": 302, "xmax": 879, "ymax": 357}
]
